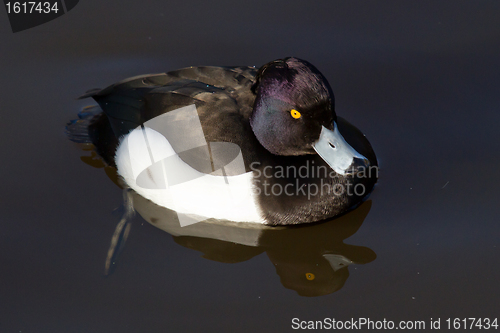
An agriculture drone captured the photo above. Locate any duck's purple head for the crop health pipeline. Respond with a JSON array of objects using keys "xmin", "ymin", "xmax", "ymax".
[{"xmin": 250, "ymin": 57, "xmax": 368, "ymax": 175}]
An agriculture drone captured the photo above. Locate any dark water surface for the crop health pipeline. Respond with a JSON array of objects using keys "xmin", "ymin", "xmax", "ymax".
[{"xmin": 1, "ymin": 1, "xmax": 499, "ymax": 332}]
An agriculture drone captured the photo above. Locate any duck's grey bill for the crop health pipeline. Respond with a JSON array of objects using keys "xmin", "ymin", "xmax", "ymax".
[{"xmin": 313, "ymin": 123, "xmax": 368, "ymax": 175}]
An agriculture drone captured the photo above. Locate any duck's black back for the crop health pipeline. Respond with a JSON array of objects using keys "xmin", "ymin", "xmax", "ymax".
[{"xmin": 79, "ymin": 66, "xmax": 262, "ymax": 168}]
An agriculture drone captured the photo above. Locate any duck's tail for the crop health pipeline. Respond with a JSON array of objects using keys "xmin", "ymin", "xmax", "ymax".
[
  {"xmin": 65, "ymin": 105, "xmax": 102, "ymax": 143},
  {"xmin": 66, "ymin": 104, "xmax": 120, "ymax": 167}
]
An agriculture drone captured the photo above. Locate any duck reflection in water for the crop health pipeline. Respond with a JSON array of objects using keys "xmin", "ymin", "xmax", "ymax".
[{"xmin": 75, "ymin": 159, "xmax": 375, "ymax": 297}]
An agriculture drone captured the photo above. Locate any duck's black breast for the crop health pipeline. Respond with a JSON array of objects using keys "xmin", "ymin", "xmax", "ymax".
[{"xmin": 86, "ymin": 65, "xmax": 264, "ymax": 170}]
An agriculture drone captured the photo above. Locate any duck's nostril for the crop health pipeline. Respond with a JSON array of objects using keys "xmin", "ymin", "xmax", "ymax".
[{"xmin": 328, "ymin": 142, "xmax": 336, "ymax": 149}]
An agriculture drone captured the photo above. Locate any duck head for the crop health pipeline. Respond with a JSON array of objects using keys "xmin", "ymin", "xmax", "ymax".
[{"xmin": 250, "ymin": 57, "xmax": 369, "ymax": 175}]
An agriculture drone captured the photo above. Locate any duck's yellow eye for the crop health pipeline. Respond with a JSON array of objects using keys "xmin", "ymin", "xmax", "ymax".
[
  {"xmin": 305, "ymin": 273, "xmax": 315, "ymax": 280},
  {"xmin": 290, "ymin": 109, "xmax": 301, "ymax": 119}
]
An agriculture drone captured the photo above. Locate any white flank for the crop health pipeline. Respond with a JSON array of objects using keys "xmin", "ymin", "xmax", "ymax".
[{"xmin": 115, "ymin": 126, "xmax": 265, "ymax": 224}]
